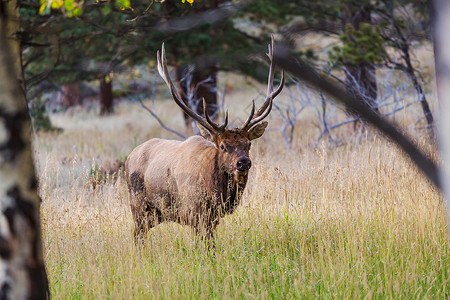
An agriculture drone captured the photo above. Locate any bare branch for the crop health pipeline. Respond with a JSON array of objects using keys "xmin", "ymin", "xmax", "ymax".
[
  {"xmin": 274, "ymin": 45, "xmax": 440, "ymax": 189},
  {"xmin": 134, "ymin": 95, "xmax": 187, "ymax": 140}
]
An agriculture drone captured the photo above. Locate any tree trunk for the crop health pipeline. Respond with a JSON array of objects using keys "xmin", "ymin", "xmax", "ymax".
[
  {"xmin": 175, "ymin": 64, "xmax": 191, "ymax": 126},
  {"xmin": 0, "ymin": 2, "xmax": 49, "ymax": 299},
  {"xmin": 391, "ymin": 16, "xmax": 434, "ymax": 131},
  {"xmin": 343, "ymin": 5, "xmax": 379, "ymax": 115},
  {"xmin": 99, "ymin": 75, "xmax": 113, "ymax": 115},
  {"xmin": 407, "ymin": 69, "xmax": 434, "ymax": 128},
  {"xmin": 383, "ymin": 3, "xmax": 434, "ymax": 134},
  {"xmin": 61, "ymin": 82, "xmax": 80, "ymax": 107},
  {"xmin": 433, "ymin": 0, "xmax": 450, "ymax": 234},
  {"xmin": 165, "ymin": 0, "xmax": 219, "ymax": 129},
  {"xmin": 176, "ymin": 64, "xmax": 218, "ymax": 127},
  {"xmin": 193, "ymin": 64, "xmax": 218, "ymax": 118},
  {"xmin": 345, "ymin": 63, "xmax": 378, "ymax": 113},
  {"xmin": 401, "ymin": 46, "xmax": 434, "ymax": 130}
]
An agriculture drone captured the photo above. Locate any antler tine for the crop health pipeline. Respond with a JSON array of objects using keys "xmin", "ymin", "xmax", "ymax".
[
  {"xmin": 253, "ymin": 35, "xmax": 277, "ymax": 119},
  {"xmin": 157, "ymin": 43, "xmax": 222, "ymax": 134},
  {"xmin": 246, "ymin": 70, "xmax": 284, "ymax": 129},
  {"xmin": 246, "ymin": 92, "xmax": 274, "ymax": 129},
  {"xmin": 202, "ymin": 98, "xmax": 228, "ymax": 132},
  {"xmin": 221, "ymin": 110, "xmax": 229, "ymax": 131},
  {"xmin": 241, "ymin": 35, "xmax": 285, "ymax": 131},
  {"xmin": 241, "ymin": 100, "xmax": 256, "ymax": 131}
]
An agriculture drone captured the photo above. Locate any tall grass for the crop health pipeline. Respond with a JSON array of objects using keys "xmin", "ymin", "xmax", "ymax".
[{"xmin": 35, "ymin": 93, "xmax": 449, "ymax": 298}]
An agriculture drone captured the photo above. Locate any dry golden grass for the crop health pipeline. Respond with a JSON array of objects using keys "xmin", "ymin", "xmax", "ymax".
[{"xmin": 34, "ymin": 81, "xmax": 449, "ymax": 298}]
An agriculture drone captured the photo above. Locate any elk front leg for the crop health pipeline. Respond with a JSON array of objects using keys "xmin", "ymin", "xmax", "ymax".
[{"xmin": 193, "ymin": 214, "xmax": 218, "ymax": 252}]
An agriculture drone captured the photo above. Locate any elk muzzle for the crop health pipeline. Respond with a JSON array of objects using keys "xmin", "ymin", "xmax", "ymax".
[
  {"xmin": 234, "ymin": 157, "xmax": 251, "ymax": 184},
  {"xmin": 237, "ymin": 157, "xmax": 251, "ymax": 172}
]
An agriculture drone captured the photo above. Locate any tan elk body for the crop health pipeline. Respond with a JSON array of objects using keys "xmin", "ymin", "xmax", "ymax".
[{"xmin": 126, "ymin": 39, "xmax": 284, "ymax": 240}]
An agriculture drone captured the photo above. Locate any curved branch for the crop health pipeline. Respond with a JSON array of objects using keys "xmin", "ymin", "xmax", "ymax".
[{"xmin": 134, "ymin": 95, "xmax": 187, "ymax": 140}]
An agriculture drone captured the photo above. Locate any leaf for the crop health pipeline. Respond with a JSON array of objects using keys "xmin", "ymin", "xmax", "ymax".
[
  {"xmin": 101, "ymin": 5, "xmax": 111, "ymax": 15},
  {"xmin": 64, "ymin": 0, "xmax": 74, "ymax": 12},
  {"xmin": 73, "ymin": 7, "xmax": 82, "ymax": 16},
  {"xmin": 38, "ymin": 2, "xmax": 47, "ymax": 14},
  {"xmin": 51, "ymin": 0, "xmax": 61, "ymax": 9},
  {"xmin": 115, "ymin": 0, "xmax": 130, "ymax": 10}
]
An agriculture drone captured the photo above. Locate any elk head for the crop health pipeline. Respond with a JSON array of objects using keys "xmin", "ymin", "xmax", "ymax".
[{"xmin": 157, "ymin": 37, "xmax": 284, "ymax": 183}]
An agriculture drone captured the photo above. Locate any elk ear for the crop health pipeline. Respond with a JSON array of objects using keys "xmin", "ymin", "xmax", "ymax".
[
  {"xmin": 197, "ymin": 123, "xmax": 215, "ymax": 142},
  {"xmin": 248, "ymin": 121, "xmax": 268, "ymax": 140}
]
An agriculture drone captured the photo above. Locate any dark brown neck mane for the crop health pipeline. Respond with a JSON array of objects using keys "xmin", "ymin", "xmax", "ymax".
[
  {"xmin": 211, "ymin": 149, "xmax": 247, "ymax": 215},
  {"xmin": 221, "ymin": 169, "xmax": 247, "ymax": 214}
]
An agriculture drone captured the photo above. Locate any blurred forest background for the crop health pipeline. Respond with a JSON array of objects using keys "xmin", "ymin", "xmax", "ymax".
[{"xmin": 21, "ymin": 0, "xmax": 435, "ymax": 142}]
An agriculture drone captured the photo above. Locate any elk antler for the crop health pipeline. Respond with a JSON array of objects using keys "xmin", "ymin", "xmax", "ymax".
[
  {"xmin": 157, "ymin": 43, "xmax": 228, "ymax": 134},
  {"xmin": 241, "ymin": 35, "xmax": 285, "ymax": 131}
]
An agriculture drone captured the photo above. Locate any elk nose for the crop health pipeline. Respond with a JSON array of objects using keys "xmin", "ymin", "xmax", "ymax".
[{"xmin": 237, "ymin": 158, "xmax": 252, "ymax": 171}]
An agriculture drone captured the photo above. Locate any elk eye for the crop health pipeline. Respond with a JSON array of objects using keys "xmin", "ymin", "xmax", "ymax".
[{"xmin": 220, "ymin": 144, "xmax": 227, "ymax": 152}]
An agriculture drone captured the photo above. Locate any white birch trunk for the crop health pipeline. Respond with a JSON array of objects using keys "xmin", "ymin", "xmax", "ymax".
[
  {"xmin": 434, "ymin": 0, "xmax": 450, "ymax": 230},
  {"xmin": 0, "ymin": 1, "xmax": 49, "ymax": 299}
]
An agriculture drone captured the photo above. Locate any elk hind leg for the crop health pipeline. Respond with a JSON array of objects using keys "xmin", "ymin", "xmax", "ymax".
[{"xmin": 133, "ymin": 202, "xmax": 162, "ymax": 244}]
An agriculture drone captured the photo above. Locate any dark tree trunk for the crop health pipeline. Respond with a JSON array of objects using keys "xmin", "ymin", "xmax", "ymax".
[
  {"xmin": 61, "ymin": 82, "xmax": 80, "ymax": 107},
  {"xmin": 165, "ymin": 0, "xmax": 219, "ymax": 129},
  {"xmin": 345, "ymin": 63, "xmax": 378, "ymax": 113},
  {"xmin": 193, "ymin": 64, "xmax": 218, "ymax": 118},
  {"xmin": 176, "ymin": 64, "xmax": 218, "ymax": 127},
  {"xmin": 343, "ymin": 5, "xmax": 379, "ymax": 115},
  {"xmin": 400, "ymin": 41, "xmax": 434, "ymax": 129},
  {"xmin": 0, "ymin": 2, "xmax": 49, "ymax": 298},
  {"xmin": 408, "ymin": 68, "xmax": 434, "ymax": 128},
  {"xmin": 100, "ymin": 75, "xmax": 113, "ymax": 115},
  {"xmin": 387, "ymin": 22, "xmax": 435, "ymax": 132},
  {"xmin": 175, "ymin": 64, "xmax": 191, "ymax": 125},
  {"xmin": 381, "ymin": 2, "xmax": 434, "ymax": 133}
]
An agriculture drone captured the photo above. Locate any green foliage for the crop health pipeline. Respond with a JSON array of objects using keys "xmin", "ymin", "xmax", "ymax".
[
  {"xmin": 88, "ymin": 163, "xmax": 103, "ymax": 189},
  {"xmin": 29, "ymin": 98, "xmax": 62, "ymax": 133},
  {"xmin": 329, "ymin": 23, "xmax": 386, "ymax": 66},
  {"xmin": 39, "ymin": 0, "xmax": 83, "ymax": 17},
  {"xmin": 38, "ymin": 0, "xmax": 194, "ymax": 17},
  {"xmin": 89, "ymin": 163, "xmax": 102, "ymax": 181},
  {"xmin": 22, "ymin": 1, "xmax": 133, "ymax": 95},
  {"xmin": 115, "ymin": 0, "xmax": 130, "ymax": 10},
  {"xmin": 296, "ymin": 48, "xmax": 318, "ymax": 61},
  {"xmin": 24, "ymin": 0, "xmax": 277, "ymax": 92},
  {"xmin": 22, "ymin": 0, "xmax": 430, "ymax": 98},
  {"xmin": 241, "ymin": 0, "xmax": 328, "ymax": 25}
]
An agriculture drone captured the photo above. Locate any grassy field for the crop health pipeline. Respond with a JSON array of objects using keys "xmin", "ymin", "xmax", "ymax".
[{"xmin": 34, "ymin": 77, "xmax": 449, "ymax": 298}]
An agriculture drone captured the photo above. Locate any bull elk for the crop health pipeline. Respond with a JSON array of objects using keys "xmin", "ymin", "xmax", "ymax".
[{"xmin": 125, "ymin": 38, "xmax": 284, "ymax": 242}]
